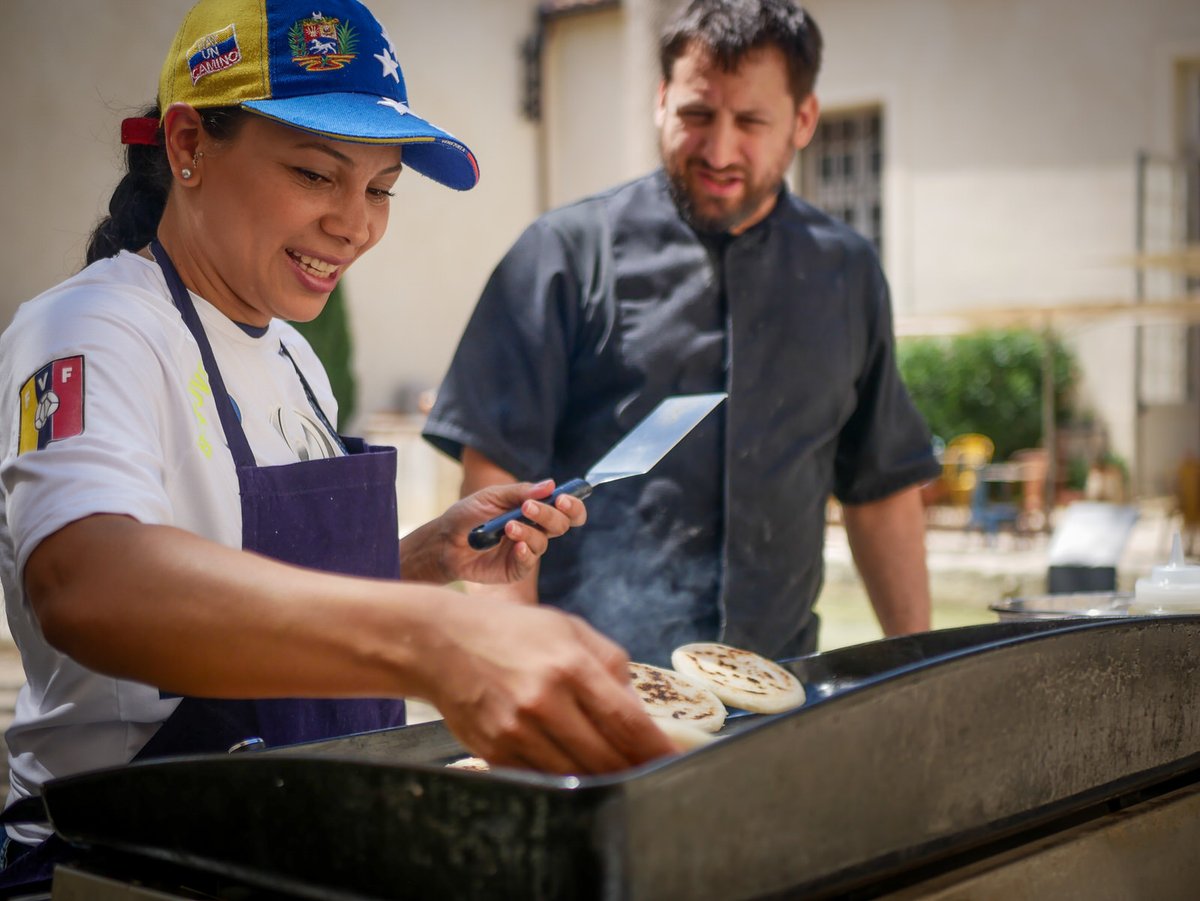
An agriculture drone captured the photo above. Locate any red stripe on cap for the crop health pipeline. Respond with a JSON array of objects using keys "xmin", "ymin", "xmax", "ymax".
[{"xmin": 120, "ymin": 117, "xmax": 160, "ymax": 145}]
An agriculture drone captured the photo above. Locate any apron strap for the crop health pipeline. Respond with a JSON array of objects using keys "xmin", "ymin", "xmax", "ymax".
[
  {"xmin": 278, "ymin": 343, "xmax": 349, "ymax": 456},
  {"xmin": 150, "ymin": 239, "xmax": 256, "ymax": 469}
]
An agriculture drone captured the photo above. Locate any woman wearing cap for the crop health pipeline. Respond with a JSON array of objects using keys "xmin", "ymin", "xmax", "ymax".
[{"xmin": 0, "ymin": 0, "xmax": 673, "ymax": 878}]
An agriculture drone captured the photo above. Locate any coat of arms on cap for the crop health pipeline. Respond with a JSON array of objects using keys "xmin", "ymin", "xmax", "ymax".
[{"xmin": 288, "ymin": 13, "xmax": 358, "ymax": 71}]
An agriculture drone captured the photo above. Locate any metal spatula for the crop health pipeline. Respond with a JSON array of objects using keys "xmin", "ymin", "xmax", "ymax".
[{"xmin": 468, "ymin": 392, "xmax": 727, "ymax": 550}]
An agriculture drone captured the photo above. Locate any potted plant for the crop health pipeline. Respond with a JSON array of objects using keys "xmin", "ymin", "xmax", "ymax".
[{"xmin": 1086, "ymin": 451, "xmax": 1129, "ymax": 502}]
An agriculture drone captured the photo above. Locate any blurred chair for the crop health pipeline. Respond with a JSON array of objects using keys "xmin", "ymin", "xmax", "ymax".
[
  {"xmin": 967, "ymin": 461, "xmax": 1020, "ymax": 543},
  {"xmin": 1010, "ymin": 447, "xmax": 1050, "ymax": 532},
  {"xmin": 1045, "ymin": 501, "xmax": 1138, "ymax": 593},
  {"xmin": 941, "ymin": 433, "xmax": 995, "ymax": 507},
  {"xmin": 1178, "ymin": 458, "xmax": 1200, "ymax": 554}
]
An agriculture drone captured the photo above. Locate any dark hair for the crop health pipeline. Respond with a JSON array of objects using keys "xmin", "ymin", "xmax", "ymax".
[
  {"xmin": 659, "ymin": 0, "xmax": 823, "ymax": 103},
  {"xmin": 85, "ymin": 105, "xmax": 251, "ymax": 265}
]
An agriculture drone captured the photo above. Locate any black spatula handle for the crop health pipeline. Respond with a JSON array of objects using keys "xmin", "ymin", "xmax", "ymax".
[{"xmin": 468, "ymin": 478, "xmax": 594, "ymax": 550}]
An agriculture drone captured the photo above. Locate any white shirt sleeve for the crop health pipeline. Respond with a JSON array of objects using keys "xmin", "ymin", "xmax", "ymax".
[{"xmin": 1, "ymin": 274, "xmax": 186, "ymax": 579}]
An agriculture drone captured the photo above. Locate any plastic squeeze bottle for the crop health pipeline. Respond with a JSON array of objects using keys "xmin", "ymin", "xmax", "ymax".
[{"xmin": 1130, "ymin": 533, "xmax": 1200, "ymax": 614}]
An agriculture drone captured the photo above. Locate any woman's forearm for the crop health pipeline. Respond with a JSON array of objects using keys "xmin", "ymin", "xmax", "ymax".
[
  {"xmin": 25, "ymin": 513, "xmax": 446, "ymax": 700},
  {"xmin": 24, "ymin": 512, "xmax": 675, "ymax": 773}
]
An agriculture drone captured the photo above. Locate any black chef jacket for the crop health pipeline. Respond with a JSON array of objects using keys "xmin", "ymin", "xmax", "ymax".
[{"xmin": 424, "ymin": 170, "xmax": 939, "ymax": 666}]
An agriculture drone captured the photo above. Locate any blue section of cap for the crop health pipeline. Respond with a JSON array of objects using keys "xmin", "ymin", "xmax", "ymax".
[
  {"xmin": 264, "ymin": 0, "xmax": 409, "ymax": 105},
  {"xmin": 250, "ymin": 0, "xmax": 478, "ymax": 190},
  {"xmin": 242, "ymin": 93, "xmax": 479, "ymax": 190}
]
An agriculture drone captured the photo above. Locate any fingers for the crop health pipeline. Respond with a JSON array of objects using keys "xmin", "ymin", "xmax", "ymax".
[
  {"xmin": 494, "ymin": 484, "xmax": 585, "ymax": 568},
  {"xmin": 553, "ymin": 492, "xmax": 588, "ymax": 527},
  {"xmin": 466, "ymin": 479, "xmax": 587, "ymax": 549},
  {"xmin": 433, "ymin": 605, "xmax": 675, "ymax": 774},
  {"xmin": 567, "ymin": 625, "xmax": 678, "ymax": 763},
  {"xmin": 440, "ymin": 669, "xmax": 649, "ymax": 775},
  {"xmin": 516, "ymin": 488, "xmax": 584, "ymax": 539},
  {"xmin": 484, "ymin": 697, "xmax": 634, "ymax": 775},
  {"xmin": 504, "ymin": 501, "xmax": 552, "ymax": 552},
  {"xmin": 468, "ymin": 710, "xmax": 582, "ymax": 775},
  {"xmin": 567, "ymin": 614, "xmax": 639, "ymax": 687},
  {"xmin": 528, "ymin": 619, "xmax": 676, "ymax": 770},
  {"xmin": 469, "ymin": 682, "xmax": 673, "ymax": 775}
]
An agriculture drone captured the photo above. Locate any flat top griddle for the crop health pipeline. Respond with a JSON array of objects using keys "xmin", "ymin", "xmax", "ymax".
[{"xmin": 23, "ymin": 617, "xmax": 1200, "ymax": 901}]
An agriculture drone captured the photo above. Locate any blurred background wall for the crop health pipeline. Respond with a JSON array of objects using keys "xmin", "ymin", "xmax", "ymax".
[{"xmin": 4, "ymin": 0, "xmax": 1200, "ymax": 522}]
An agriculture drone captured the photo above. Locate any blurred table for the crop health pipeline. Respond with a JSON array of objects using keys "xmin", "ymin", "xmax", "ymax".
[{"xmin": 979, "ymin": 462, "xmax": 1027, "ymax": 500}]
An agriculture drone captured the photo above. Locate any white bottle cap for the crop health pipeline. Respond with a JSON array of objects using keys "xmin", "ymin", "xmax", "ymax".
[{"xmin": 1132, "ymin": 533, "xmax": 1200, "ymax": 613}]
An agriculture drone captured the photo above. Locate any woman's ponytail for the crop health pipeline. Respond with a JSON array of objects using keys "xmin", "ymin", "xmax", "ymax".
[
  {"xmin": 84, "ymin": 104, "xmax": 247, "ymax": 266},
  {"xmin": 85, "ymin": 105, "xmax": 171, "ymax": 266}
]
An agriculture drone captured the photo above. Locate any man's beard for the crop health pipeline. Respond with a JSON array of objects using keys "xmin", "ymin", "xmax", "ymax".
[{"xmin": 663, "ymin": 159, "xmax": 785, "ymax": 235}]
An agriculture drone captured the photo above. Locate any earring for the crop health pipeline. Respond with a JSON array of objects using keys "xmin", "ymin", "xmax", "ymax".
[{"xmin": 180, "ymin": 150, "xmax": 203, "ymax": 181}]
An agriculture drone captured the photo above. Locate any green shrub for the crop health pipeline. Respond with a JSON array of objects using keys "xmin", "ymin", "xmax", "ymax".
[
  {"xmin": 291, "ymin": 282, "xmax": 358, "ymax": 428},
  {"xmin": 1065, "ymin": 455, "xmax": 1090, "ymax": 491},
  {"xmin": 897, "ymin": 329, "xmax": 1078, "ymax": 461}
]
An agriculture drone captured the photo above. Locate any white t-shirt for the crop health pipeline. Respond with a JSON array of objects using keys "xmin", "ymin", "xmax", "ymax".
[{"xmin": 0, "ymin": 252, "xmax": 342, "ymax": 840}]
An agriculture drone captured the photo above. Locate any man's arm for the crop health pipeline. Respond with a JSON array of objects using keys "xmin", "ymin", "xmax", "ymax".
[
  {"xmin": 459, "ymin": 447, "xmax": 541, "ymax": 604},
  {"xmin": 841, "ymin": 485, "xmax": 932, "ymax": 635}
]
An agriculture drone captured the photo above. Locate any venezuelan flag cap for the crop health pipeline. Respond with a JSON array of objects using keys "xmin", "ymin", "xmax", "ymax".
[{"xmin": 154, "ymin": 0, "xmax": 478, "ymax": 190}]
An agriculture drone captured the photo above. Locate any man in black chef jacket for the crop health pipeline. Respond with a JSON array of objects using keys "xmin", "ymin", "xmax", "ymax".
[{"xmin": 423, "ymin": 0, "xmax": 941, "ymax": 668}]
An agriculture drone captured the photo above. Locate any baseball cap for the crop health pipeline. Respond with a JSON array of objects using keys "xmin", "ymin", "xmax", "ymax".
[{"xmin": 145, "ymin": 0, "xmax": 478, "ymax": 190}]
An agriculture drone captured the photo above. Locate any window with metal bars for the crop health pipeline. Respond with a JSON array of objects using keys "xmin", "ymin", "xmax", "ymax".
[
  {"xmin": 798, "ymin": 108, "xmax": 883, "ymax": 252},
  {"xmin": 1135, "ymin": 64, "xmax": 1200, "ymax": 407}
]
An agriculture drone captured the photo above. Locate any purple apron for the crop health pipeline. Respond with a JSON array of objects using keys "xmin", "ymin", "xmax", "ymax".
[
  {"xmin": 134, "ymin": 239, "xmax": 406, "ymax": 758},
  {"xmin": 0, "ymin": 242, "xmax": 407, "ymax": 893}
]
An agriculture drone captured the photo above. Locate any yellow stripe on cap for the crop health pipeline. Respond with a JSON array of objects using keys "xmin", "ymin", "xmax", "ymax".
[{"xmin": 159, "ymin": 0, "xmax": 271, "ymax": 112}]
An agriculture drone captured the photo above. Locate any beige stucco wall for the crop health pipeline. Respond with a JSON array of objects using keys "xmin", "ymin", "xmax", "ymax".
[
  {"xmin": 349, "ymin": 0, "xmax": 542, "ymax": 420},
  {"xmin": 802, "ymin": 0, "xmax": 1200, "ymax": 493},
  {"xmin": 5, "ymin": 2, "xmax": 182, "ymax": 331},
  {"xmin": 803, "ymin": 0, "xmax": 1199, "ymax": 313},
  {"xmin": 543, "ymin": 7, "xmax": 631, "ymax": 207},
  {"xmin": 6, "ymin": 0, "xmax": 1200, "ymax": 494},
  {"xmin": 541, "ymin": 2, "xmax": 671, "ymax": 208}
]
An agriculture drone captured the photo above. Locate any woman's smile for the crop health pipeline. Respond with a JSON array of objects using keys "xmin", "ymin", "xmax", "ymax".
[{"xmin": 160, "ymin": 114, "xmax": 402, "ymax": 326}]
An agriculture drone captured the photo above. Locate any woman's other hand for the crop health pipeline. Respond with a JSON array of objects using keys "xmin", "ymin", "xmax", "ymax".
[{"xmin": 402, "ymin": 480, "xmax": 586, "ymax": 585}]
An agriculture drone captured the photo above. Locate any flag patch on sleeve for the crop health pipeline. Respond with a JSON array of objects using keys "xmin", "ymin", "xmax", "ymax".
[{"xmin": 18, "ymin": 356, "xmax": 85, "ymax": 455}]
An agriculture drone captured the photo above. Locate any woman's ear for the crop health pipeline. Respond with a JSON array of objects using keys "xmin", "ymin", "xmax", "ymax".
[{"xmin": 162, "ymin": 103, "xmax": 204, "ymax": 186}]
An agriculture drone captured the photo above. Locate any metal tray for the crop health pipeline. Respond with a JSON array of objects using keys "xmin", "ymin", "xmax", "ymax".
[
  {"xmin": 33, "ymin": 618, "xmax": 1200, "ymax": 900},
  {"xmin": 989, "ymin": 591, "xmax": 1133, "ymax": 621}
]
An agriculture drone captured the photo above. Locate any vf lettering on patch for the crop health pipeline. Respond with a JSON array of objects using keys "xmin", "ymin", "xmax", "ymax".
[{"xmin": 18, "ymin": 356, "xmax": 85, "ymax": 454}]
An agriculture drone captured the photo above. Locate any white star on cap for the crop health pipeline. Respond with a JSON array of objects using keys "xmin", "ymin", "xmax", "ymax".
[
  {"xmin": 377, "ymin": 97, "xmax": 410, "ymax": 116},
  {"xmin": 379, "ymin": 24, "xmax": 397, "ymax": 55},
  {"xmin": 374, "ymin": 47, "xmax": 400, "ymax": 82}
]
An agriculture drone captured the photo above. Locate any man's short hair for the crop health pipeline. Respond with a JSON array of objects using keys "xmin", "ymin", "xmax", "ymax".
[{"xmin": 659, "ymin": 0, "xmax": 824, "ymax": 103}]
